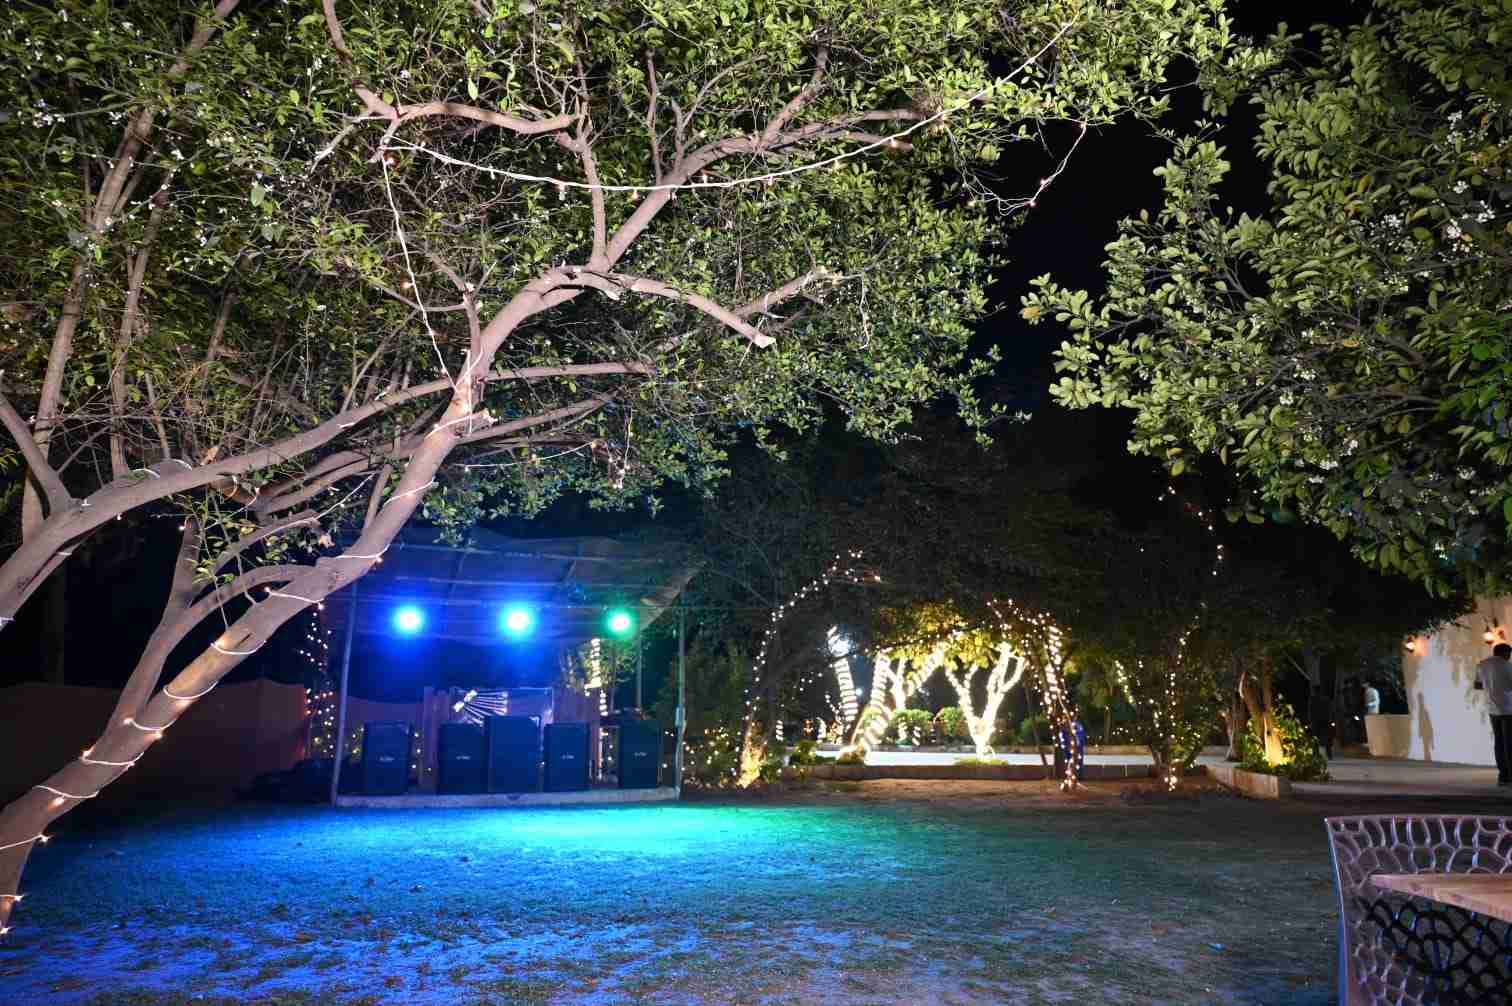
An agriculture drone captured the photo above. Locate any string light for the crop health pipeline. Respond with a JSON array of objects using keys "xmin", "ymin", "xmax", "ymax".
[
  {"xmin": 32, "ymin": 784, "xmax": 98, "ymax": 808},
  {"xmin": 382, "ymin": 480, "xmax": 438, "ymax": 508},
  {"xmin": 79, "ymin": 751, "xmax": 140, "ymax": 768},
  {"xmin": 0, "ymin": 834, "xmax": 48, "ymax": 854},
  {"xmin": 211, "ymin": 639, "xmax": 262, "ymax": 657},
  {"xmin": 163, "ymin": 680, "xmax": 218, "ymax": 701}
]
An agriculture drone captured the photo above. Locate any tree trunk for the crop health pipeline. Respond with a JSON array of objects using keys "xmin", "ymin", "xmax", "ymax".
[
  {"xmin": 1238, "ymin": 663, "xmax": 1282, "ymax": 765},
  {"xmin": 1024, "ymin": 684, "xmax": 1049, "ymax": 773},
  {"xmin": 1103, "ymin": 705, "xmax": 1112, "ymax": 750},
  {"xmin": 0, "ymin": 264, "xmax": 579, "ymax": 933}
]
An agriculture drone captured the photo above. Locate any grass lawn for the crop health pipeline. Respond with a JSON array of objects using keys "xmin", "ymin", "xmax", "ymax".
[{"xmin": 0, "ymin": 778, "xmax": 1449, "ymax": 1005}]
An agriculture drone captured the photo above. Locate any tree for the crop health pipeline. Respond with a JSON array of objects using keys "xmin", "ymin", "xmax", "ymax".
[
  {"xmin": 866, "ymin": 601, "xmax": 1024, "ymax": 755},
  {"xmin": 0, "ymin": 0, "xmax": 1267, "ymax": 931},
  {"xmin": 1026, "ymin": 0, "xmax": 1512, "ymax": 595}
]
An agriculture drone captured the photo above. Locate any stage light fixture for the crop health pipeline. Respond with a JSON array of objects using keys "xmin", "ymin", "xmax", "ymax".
[
  {"xmin": 502, "ymin": 606, "xmax": 534, "ymax": 637},
  {"xmin": 606, "ymin": 608, "xmax": 635, "ymax": 636},
  {"xmin": 393, "ymin": 605, "xmax": 425, "ymax": 634}
]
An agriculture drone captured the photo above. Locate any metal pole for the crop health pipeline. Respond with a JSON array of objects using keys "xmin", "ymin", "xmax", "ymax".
[
  {"xmin": 675, "ymin": 604, "xmax": 687, "ymax": 795},
  {"xmin": 328, "ymin": 581, "xmax": 358, "ymax": 806},
  {"xmin": 635, "ymin": 631, "xmax": 643, "ymax": 710}
]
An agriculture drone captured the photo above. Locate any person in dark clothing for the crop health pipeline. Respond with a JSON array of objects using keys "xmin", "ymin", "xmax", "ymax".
[
  {"xmin": 1309, "ymin": 687, "xmax": 1334, "ymax": 760},
  {"xmin": 1054, "ymin": 716, "xmax": 1086, "ymax": 783},
  {"xmin": 1476, "ymin": 643, "xmax": 1512, "ymax": 786}
]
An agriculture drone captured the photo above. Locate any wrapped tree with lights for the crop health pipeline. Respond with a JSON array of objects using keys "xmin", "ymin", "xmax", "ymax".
[
  {"xmin": 861, "ymin": 602, "xmax": 1025, "ymax": 757},
  {"xmin": 0, "ymin": 0, "xmax": 1273, "ymax": 933}
]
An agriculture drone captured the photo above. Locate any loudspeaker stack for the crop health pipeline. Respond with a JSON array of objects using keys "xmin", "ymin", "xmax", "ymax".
[
  {"xmin": 437, "ymin": 722, "xmax": 486, "ymax": 794},
  {"xmin": 544, "ymin": 722, "xmax": 590, "ymax": 792},
  {"xmin": 617, "ymin": 719, "xmax": 660, "ymax": 790},
  {"xmin": 484, "ymin": 715, "xmax": 541, "ymax": 793},
  {"xmin": 360, "ymin": 721, "xmax": 411, "ymax": 795}
]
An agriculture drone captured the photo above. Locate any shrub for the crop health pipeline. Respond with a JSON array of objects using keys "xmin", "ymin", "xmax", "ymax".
[
  {"xmin": 686, "ymin": 729, "xmax": 741, "ymax": 787},
  {"xmin": 892, "ymin": 708, "xmax": 933, "ymax": 744},
  {"xmin": 757, "ymin": 751, "xmax": 785, "ymax": 784},
  {"xmin": 934, "ymin": 706, "xmax": 969, "ymax": 742},
  {"xmin": 954, "ymin": 756, "xmax": 996, "ymax": 767},
  {"xmin": 835, "ymin": 748, "xmax": 866, "ymax": 765},
  {"xmin": 788, "ymin": 739, "xmax": 821, "ymax": 767},
  {"xmin": 1015, "ymin": 714, "xmax": 1049, "ymax": 746},
  {"xmin": 1238, "ymin": 703, "xmax": 1330, "ymax": 782}
]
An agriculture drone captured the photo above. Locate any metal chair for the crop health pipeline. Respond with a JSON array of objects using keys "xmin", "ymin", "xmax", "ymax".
[{"xmin": 1325, "ymin": 815, "xmax": 1512, "ymax": 1004}]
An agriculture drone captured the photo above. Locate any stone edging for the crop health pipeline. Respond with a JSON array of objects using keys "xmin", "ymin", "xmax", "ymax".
[{"xmin": 1204, "ymin": 763, "xmax": 1292, "ymax": 799}]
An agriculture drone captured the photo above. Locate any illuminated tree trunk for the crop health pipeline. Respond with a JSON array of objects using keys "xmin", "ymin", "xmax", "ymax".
[
  {"xmin": 1239, "ymin": 661, "xmax": 1283, "ymax": 765},
  {"xmin": 849, "ymin": 650, "xmax": 941, "ymax": 755},
  {"xmin": 942, "ymin": 643, "xmax": 1023, "ymax": 756}
]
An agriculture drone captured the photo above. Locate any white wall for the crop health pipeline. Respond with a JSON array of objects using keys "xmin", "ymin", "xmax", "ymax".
[{"xmin": 1401, "ymin": 596, "xmax": 1511, "ymax": 765}]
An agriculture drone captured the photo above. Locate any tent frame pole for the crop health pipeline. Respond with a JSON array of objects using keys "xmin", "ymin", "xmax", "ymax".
[
  {"xmin": 675, "ymin": 603, "xmax": 687, "ymax": 795},
  {"xmin": 328, "ymin": 581, "xmax": 358, "ymax": 806}
]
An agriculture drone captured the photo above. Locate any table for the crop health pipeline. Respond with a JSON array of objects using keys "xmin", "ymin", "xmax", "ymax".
[
  {"xmin": 1366, "ymin": 873, "xmax": 1512, "ymax": 1001},
  {"xmin": 1373, "ymin": 873, "xmax": 1512, "ymax": 924}
]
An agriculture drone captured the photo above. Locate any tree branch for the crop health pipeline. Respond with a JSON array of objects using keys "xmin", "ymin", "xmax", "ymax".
[
  {"xmin": 322, "ymin": 0, "xmax": 574, "ymax": 147},
  {"xmin": 758, "ymin": 47, "xmax": 829, "ymax": 147},
  {"xmin": 0, "ymin": 382, "xmax": 71, "ymax": 512},
  {"xmin": 735, "ymin": 268, "xmax": 835, "ymax": 319},
  {"xmin": 211, "ymin": 510, "xmax": 320, "ymax": 578},
  {"xmin": 570, "ymin": 270, "xmax": 776, "ymax": 348}
]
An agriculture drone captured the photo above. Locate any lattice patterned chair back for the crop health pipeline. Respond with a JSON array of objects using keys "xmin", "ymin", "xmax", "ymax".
[{"xmin": 1326, "ymin": 815, "xmax": 1512, "ymax": 1005}]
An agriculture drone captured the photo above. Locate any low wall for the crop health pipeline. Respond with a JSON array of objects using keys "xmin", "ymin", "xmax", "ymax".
[
  {"xmin": 784, "ymin": 762, "xmax": 1174, "ymax": 782},
  {"xmin": 1205, "ymin": 763, "xmax": 1292, "ymax": 799},
  {"xmin": 0, "ymin": 680, "xmax": 308, "ymax": 805}
]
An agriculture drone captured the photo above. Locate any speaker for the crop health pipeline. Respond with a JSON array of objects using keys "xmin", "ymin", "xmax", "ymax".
[
  {"xmin": 617, "ymin": 719, "xmax": 660, "ymax": 789},
  {"xmin": 544, "ymin": 722, "xmax": 590, "ymax": 792},
  {"xmin": 360, "ymin": 721, "xmax": 411, "ymax": 795},
  {"xmin": 437, "ymin": 722, "xmax": 486, "ymax": 794},
  {"xmin": 485, "ymin": 715, "xmax": 541, "ymax": 793}
]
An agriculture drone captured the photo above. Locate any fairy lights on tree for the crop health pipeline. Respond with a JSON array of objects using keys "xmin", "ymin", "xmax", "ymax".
[
  {"xmin": 737, "ymin": 550, "xmax": 873, "ymax": 785},
  {"xmin": 941, "ymin": 641, "xmax": 1024, "ymax": 756},
  {"xmin": 990, "ymin": 599, "xmax": 1081, "ymax": 791},
  {"xmin": 300, "ymin": 611, "xmax": 336, "ymax": 758}
]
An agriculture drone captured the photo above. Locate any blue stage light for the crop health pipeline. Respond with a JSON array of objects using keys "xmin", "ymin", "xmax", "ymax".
[
  {"xmin": 502, "ymin": 606, "xmax": 534, "ymax": 637},
  {"xmin": 393, "ymin": 606, "xmax": 425, "ymax": 634}
]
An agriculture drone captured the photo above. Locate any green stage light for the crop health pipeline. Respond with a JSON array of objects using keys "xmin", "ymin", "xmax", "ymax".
[{"xmin": 606, "ymin": 609, "xmax": 635, "ymax": 636}]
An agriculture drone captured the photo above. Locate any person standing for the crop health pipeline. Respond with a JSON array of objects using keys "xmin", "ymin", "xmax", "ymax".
[{"xmin": 1475, "ymin": 643, "xmax": 1512, "ymax": 786}]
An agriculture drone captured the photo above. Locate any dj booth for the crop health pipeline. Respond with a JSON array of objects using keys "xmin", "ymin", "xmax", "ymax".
[{"xmin": 357, "ymin": 714, "xmax": 662, "ymax": 796}]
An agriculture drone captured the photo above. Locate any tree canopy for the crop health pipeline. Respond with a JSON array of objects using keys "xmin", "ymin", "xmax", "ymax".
[{"xmin": 1025, "ymin": 0, "xmax": 1512, "ymax": 595}]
